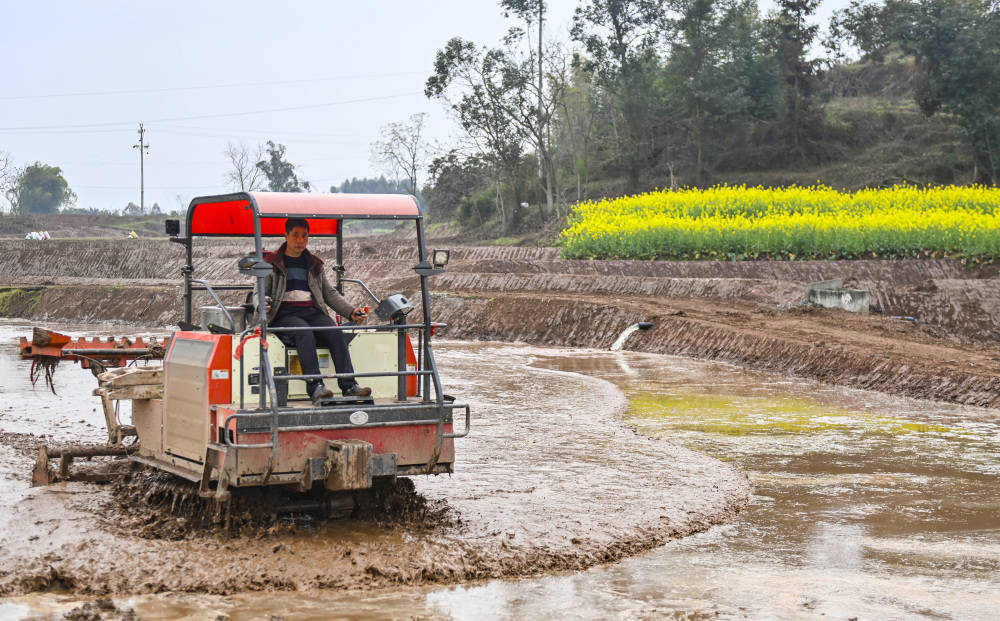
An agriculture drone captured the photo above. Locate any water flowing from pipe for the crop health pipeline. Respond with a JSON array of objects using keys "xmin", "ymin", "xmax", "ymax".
[{"xmin": 610, "ymin": 323, "xmax": 642, "ymax": 351}]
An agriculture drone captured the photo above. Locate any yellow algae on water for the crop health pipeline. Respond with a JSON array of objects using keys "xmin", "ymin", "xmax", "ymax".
[{"xmin": 627, "ymin": 392, "xmax": 965, "ymax": 438}]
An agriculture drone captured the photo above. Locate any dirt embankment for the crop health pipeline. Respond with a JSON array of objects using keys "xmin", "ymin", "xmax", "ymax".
[{"xmin": 2, "ymin": 239, "xmax": 999, "ymax": 407}]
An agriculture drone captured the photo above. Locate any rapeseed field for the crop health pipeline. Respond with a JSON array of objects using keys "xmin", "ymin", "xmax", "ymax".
[{"xmin": 560, "ymin": 185, "xmax": 1000, "ymax": 262}]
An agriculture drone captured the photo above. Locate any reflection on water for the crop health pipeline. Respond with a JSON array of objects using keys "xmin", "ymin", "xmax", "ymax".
[
  {"xmin": 443, "ymin": 349, "xmax": 999, "ymax": 620},
  {"xmin": 3, "ymin": 335, "xmax": 998, "ymax": 620}
]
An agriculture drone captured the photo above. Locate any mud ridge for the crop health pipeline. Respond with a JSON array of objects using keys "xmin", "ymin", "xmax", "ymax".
[
  {"xmin": 0, "ymin": 485, "xmax": 746, "ymax": 597},
  {"xmin": 636, "ymin": 312, "xmax": 1000, "ymax": 408}
]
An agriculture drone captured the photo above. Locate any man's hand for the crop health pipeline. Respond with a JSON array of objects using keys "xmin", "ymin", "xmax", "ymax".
[{"xmin": 350, "ymin": 307, "xmax": 368, "ymax": 324}]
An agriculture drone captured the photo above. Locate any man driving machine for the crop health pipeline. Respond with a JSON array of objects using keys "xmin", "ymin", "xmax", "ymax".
[{"xmin": 261, "ymin": 218, "xmax": 372, "ymax": 405}]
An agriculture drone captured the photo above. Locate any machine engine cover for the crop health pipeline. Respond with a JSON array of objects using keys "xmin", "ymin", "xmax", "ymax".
[{"xmin": 375, "ymin": 294, "xmax": 414, "ymax": 322}]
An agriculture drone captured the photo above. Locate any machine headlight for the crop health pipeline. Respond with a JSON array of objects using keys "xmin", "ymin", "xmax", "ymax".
[{"xmin": 432, "ymin": 249, "xmax": 450, "ymax": 268}]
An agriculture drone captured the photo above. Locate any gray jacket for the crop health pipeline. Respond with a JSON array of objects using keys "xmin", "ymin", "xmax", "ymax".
[{"xmin": 257, "ymin": 243, "xmax": 355, "ymax": 323}]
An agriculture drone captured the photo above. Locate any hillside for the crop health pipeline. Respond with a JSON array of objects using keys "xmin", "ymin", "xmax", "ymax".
[{"xmin": 654, "ymin": 55, "xmax": 974, "ymax": 192}]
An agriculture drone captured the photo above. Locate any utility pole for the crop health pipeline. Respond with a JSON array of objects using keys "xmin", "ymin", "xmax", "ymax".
[{"xmin": 132, "ymin": 123, "xmax": 149, "ymax": 214}]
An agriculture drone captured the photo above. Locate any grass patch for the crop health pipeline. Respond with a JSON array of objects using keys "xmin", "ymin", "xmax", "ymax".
[{"xmin": 0, "ymin": 287, "xmax": 45, "ymax": 316}]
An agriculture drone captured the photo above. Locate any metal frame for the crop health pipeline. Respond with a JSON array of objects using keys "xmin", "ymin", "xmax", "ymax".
[{"xmin": 174, "ymin": 192, "xmax": 469, "ymax": 490}]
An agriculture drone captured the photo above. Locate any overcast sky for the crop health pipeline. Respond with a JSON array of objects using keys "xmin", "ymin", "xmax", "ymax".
[{"xmin": 1, "ymin": 0, "xmax": 847, "ymax": 213}]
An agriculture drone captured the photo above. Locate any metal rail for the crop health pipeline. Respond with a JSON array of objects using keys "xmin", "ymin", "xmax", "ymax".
[
  {"xmin": 221, "ymin": 402, "xmax": 467, "ymax": 449},
  {"xmin": 341, "ymin": 278, "xmax": 380, "ymax": 304},
  {"xmin": 189, "ymin": 278, "xmax": 234, "ymax": 328},
  {"xmin": 245, "ymin": 321, "xmax": 446, "ymax": 408},
  {"xmin": 190, "ymin": 284, "xmax": 253, "ymax": 291},
  {"xmin": 268, "ymin": 322, "xmax": 446, "ymax": 333},
  {"xmin": 172, "ymin": 201, "xmax": 471, "ymax": 483},
  {"xmin": 236, "ymin": 322, "xmax": 431, "ymax": 410},
  {"xmin": 443, "ymin": 405, "xmax": 471, "ymax": 438},
  {"xmin": 271, "ymin": 370, "xmax": 431, "ymax": 381}
]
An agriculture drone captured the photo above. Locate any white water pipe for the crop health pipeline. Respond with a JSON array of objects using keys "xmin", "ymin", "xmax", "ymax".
[{"xmin": 610, "ymin": 322, "xmax": 653, "ymax": 351}]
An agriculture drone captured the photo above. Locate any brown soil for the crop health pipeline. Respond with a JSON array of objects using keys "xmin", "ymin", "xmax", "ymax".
[{"xmin": 60, "ymin": 598, "xmax": 137, "ymax": 621}]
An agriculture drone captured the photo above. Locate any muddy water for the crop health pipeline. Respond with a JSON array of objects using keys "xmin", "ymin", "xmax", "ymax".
[
  {"xmin": 1, "ymin": 323, "xmax": 997, "ymax": 619},
  {"xmin": 513, "ymin": 351, "xmax": 1000, "ymax": 620}
]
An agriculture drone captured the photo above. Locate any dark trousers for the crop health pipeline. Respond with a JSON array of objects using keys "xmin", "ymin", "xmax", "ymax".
[{"xmin": 272, "ymin": 305, "xmax": 355, "ymax": 392}]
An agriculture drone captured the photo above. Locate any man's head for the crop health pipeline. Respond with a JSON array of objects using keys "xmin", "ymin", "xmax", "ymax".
[{"xmin": 284, "ymin": 218, "xmax": 310, "ymax": 257}]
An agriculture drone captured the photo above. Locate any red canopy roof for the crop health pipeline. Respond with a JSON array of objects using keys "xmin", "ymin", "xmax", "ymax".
[{"xmin": 187, "ymin": 192, "xmax": 421, "ymax": 237}]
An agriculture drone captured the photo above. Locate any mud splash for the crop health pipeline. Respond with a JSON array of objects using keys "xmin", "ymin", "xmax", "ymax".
[{"xmin": 105, "ymin": 469, "xmax": 452, "ymax": 540}]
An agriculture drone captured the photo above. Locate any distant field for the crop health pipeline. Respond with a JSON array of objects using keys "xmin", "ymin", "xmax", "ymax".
[{"xmin": 560, "ymin": 185, "xmax": 1000, "ymax": 263}]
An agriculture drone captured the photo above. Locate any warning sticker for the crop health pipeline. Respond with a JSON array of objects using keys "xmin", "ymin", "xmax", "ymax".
[{"xmin": 211, "ymin": 369, "xmax": 230, "ymax": 380}]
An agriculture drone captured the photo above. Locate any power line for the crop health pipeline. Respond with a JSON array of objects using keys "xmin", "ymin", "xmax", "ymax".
[
  {"xmin": 132, "ymin": 124, "xmax": 150, "ymax": 212},
  {"xmin": 0, "ymin": 92, "xmax": 422, "ymax": 133},
  {"xmin": 75, "ymin": 184, "xmax": 226, "ymax": 190},
  {"xmin": 60, "ymin": 160, "xmax": 224, "ymax": 167},
  {"xmin": 153, "ymin": 123, "xmax": 368, "ymax": 139},
  {"xmin": 0, "ymin": 71, "xmax": 426, "ymax": 102},
  {"xmin": 150, "ymin": 127, "xmax": 369, "ymax": 145}
]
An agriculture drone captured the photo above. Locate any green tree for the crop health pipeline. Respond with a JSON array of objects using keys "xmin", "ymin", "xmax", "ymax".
[
  {"xmin": 553, "ymin": 63, "xmax": 599, "ymax": 202},
  {"xmin": 331, "ymin": 176, "xmax": 409, "ymax": 194},
  {"xmin": 571, "ymin": 0, "xmax": 666, "ymax": 192},
  {"xmin": 424, "ymin": 149, "xmax": 494, "ymax": 225},
  {"xmin": 767, "ymin": 0, "xmax": 822, "ymax": 158},
  {"xmin": 891, "ymin": 0, "xmax": 1000, "ymax": 183},
  {"xmin": 666, "ymin": 0, "xmax": 779, "ymax": 185},
  {"xmin": 426, "ymin": 37, "xmax": 528, "ymax": 231},
  {"xmin": 500, "ymin": 0, "xmax": 566, "ymax": 215},
  {"xmin": 256, "ymin": 141, "xmax": 311, "ymax": 192},
  {"xmin": 825, "ymin": 0, "xmax": 905, "ymax": 61},
  {"xmin": 830, "ymin": 0, "xmax": 1000, "ymax": 183},
  {"xmin": 7, "ymin": 162, "xmax": 76, "ymax": 215}
]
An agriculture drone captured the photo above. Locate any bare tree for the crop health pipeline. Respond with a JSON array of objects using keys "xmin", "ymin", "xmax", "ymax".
[
  {"xmin": 426, "ymin": 34, "xmax": 565, "ymax": 228},
  {"xmin": 174, "ymin": 193, "xmax": 189, "ymax": 216},
  {"xmin": 371, "ymin": 113, "xmax": 432, "ymax": 197},
  {"xmin": 0, "ymin": 151, "xmax": 20, "ymax": 213},
  {"xmin": 501, "ymin": 0, "xmax": 565, "ymax": 216},
  {"xmin": 223, "ymin": 142, "xmax": 266, "ymax": 192}
]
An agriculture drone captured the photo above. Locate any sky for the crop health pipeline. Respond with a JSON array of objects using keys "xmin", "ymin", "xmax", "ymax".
[{"xmin": 0, "ymin": 0, "xmax": 848, "ymax": 214}]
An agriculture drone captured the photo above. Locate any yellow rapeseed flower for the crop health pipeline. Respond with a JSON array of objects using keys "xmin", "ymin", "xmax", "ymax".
[{"xmin": 560, "ymin": 185, "xmax": 1000, "ymax": 260}]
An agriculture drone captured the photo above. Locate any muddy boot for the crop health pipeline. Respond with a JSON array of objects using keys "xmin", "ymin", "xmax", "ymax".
[
  {"xmin": 342, "ymin": 384, "xmax": 371, "ymax": 398},
  {"xmin": 310, "ymin": 383, "xmax": 334, "ymax": 406}
]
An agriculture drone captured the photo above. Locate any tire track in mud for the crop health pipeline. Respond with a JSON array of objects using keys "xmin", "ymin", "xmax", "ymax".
[{"xmin": 0, "ymin": 343, "xmax": 750, "ymax": 596}]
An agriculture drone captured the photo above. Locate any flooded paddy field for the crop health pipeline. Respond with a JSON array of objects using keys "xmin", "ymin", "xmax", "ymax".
[{"xmin": 0, "ymin": 321, "xmax": 997, "ymax": 619}]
